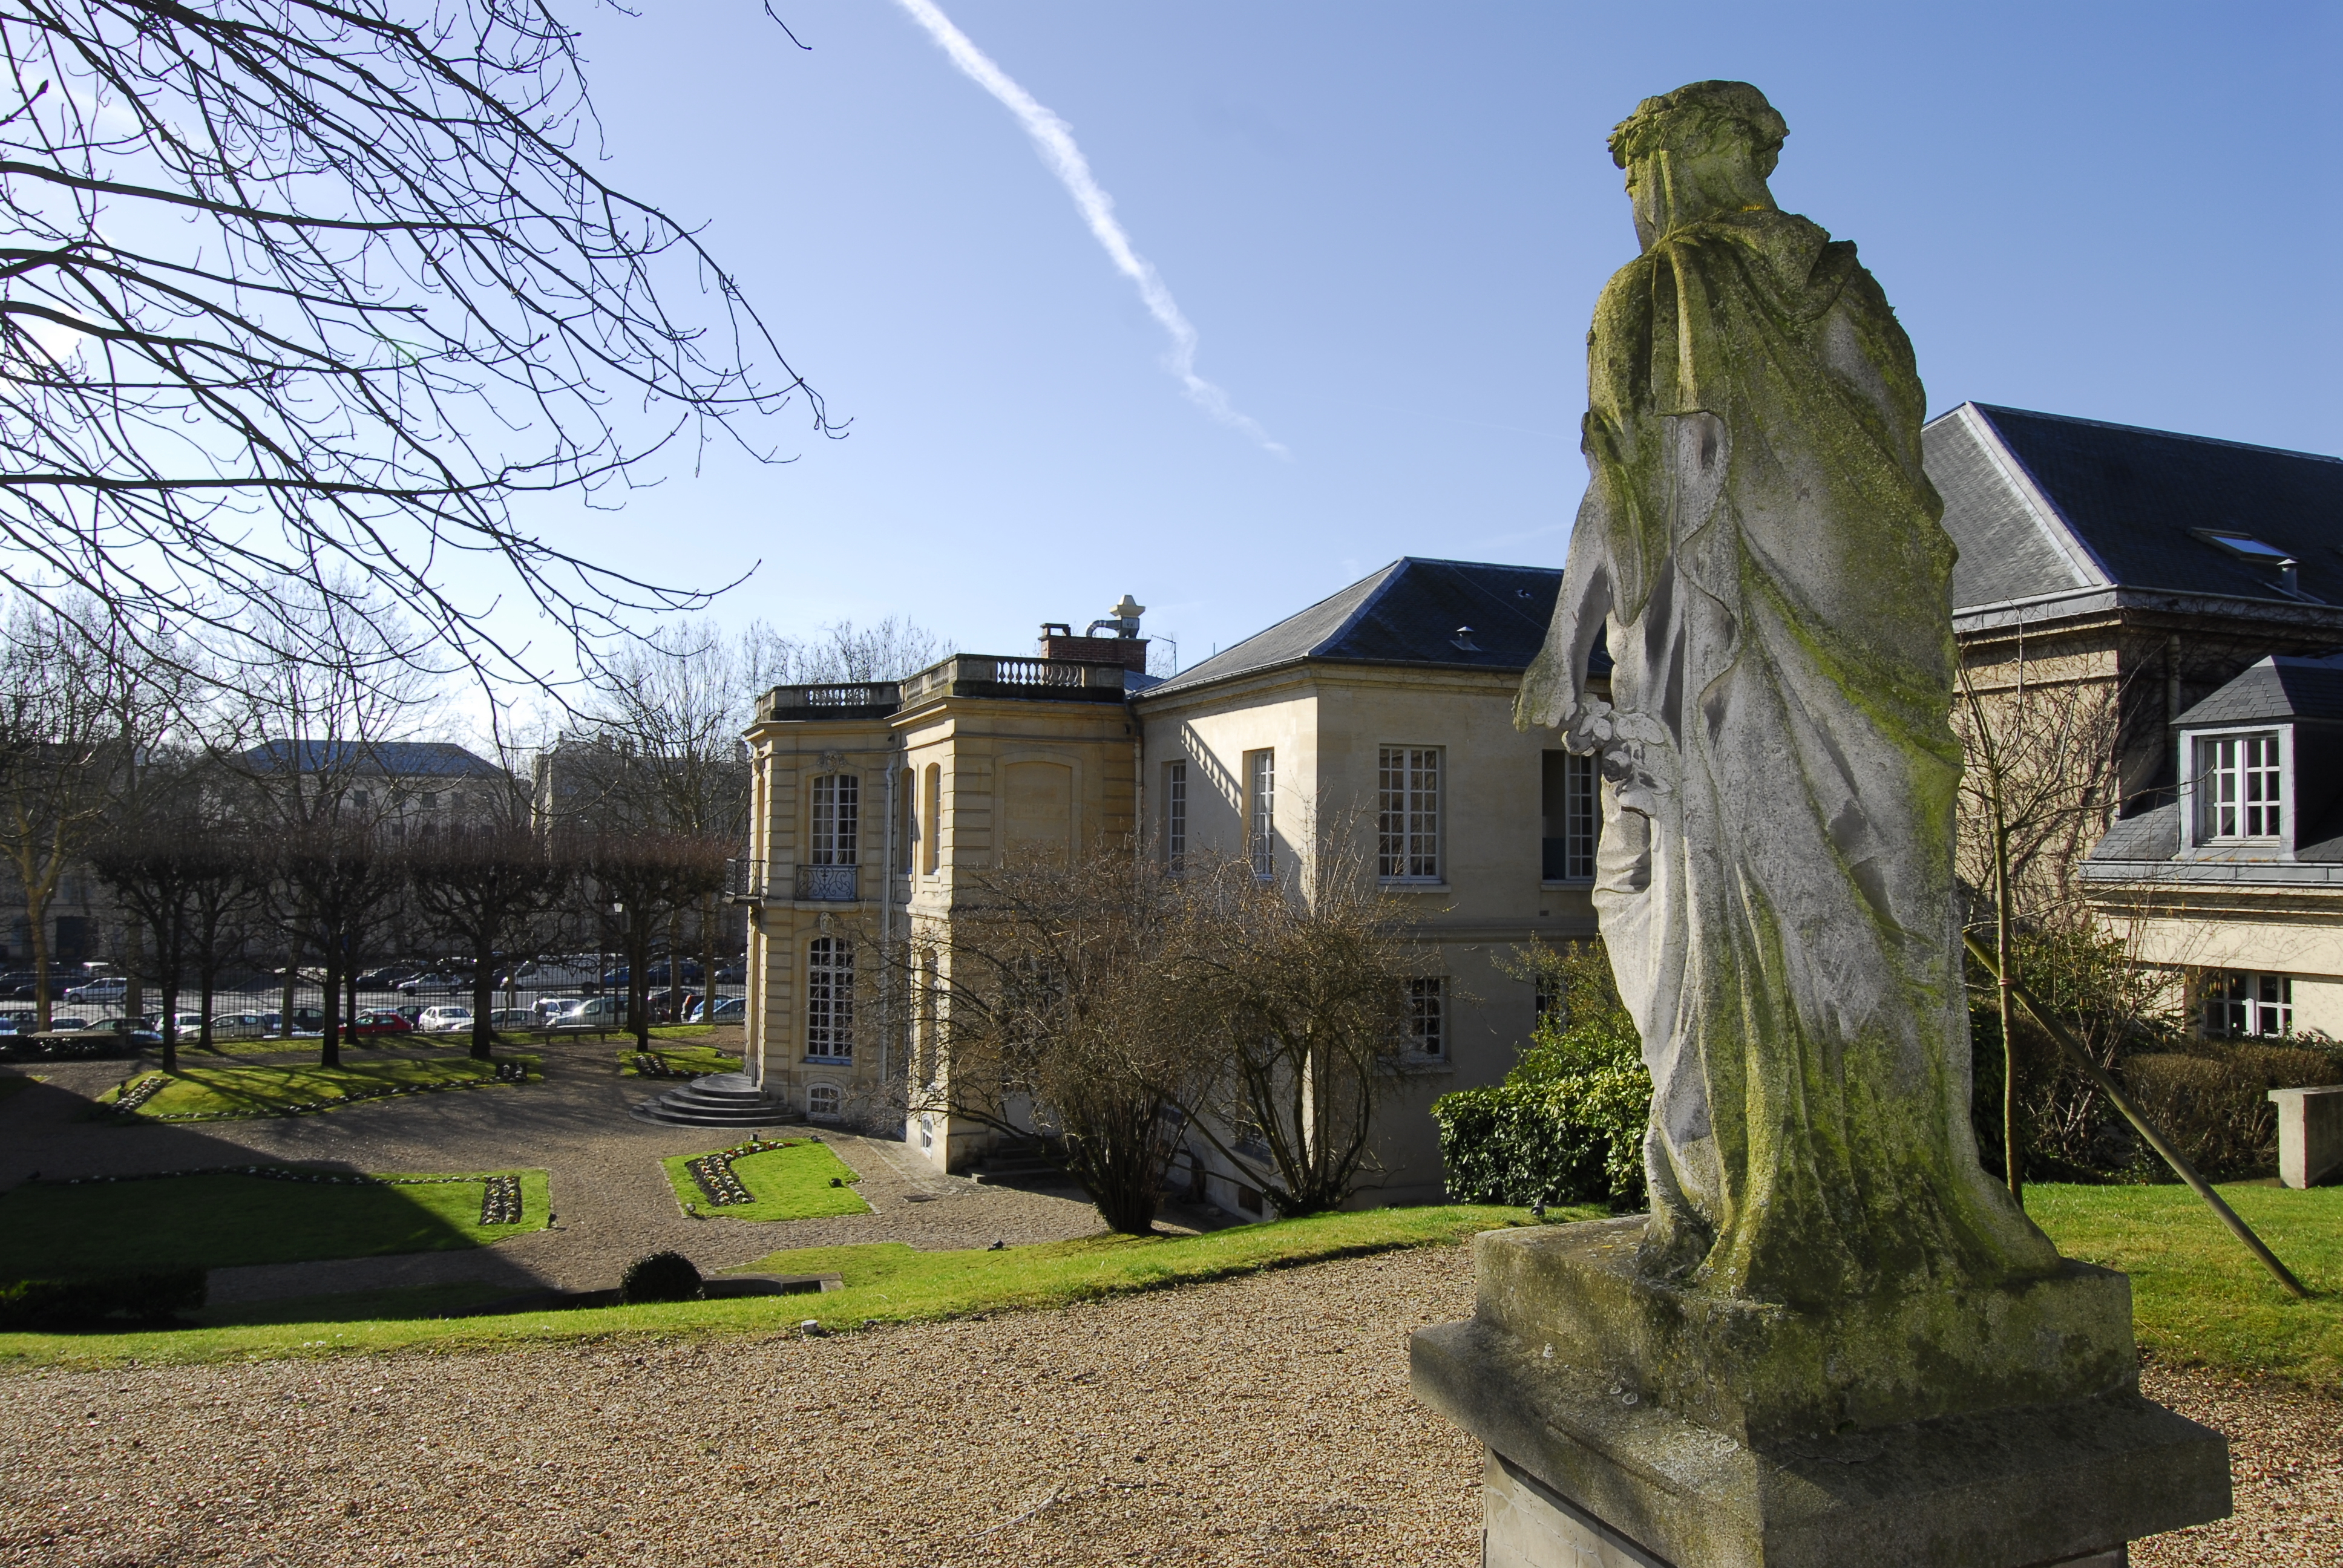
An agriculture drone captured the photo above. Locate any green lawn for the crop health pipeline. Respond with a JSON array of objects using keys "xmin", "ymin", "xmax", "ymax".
[
  {"xmin": 0, "ymin": 1203, "xmax": 1554, "ymax": 1368},
  {"xmin": 92, "ymin": 1056, "xmax": 537, "ymax": 1121},
  {"xmin": 660, "ymin": 1138, "xmax": 870, "ymax": 1221},
  {"xmin": 2028, "ymin": 1180, "xmax": 2343, "ymax": 1385},
  {"xmin": 622, "ymin": 1044, "xmax": 743, "ymax": 1079},
  {"xmin": 0, "ymin": 1167, "xmax": 549, "ymax": 1279}
]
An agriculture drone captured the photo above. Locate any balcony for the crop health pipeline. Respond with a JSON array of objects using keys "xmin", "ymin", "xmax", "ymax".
[
  {"xmin": 723, "ymin": 857, "xmax": 768, "ymax": 904},
  {"xmin": 897, "ymin": 655, "xmax": 1129, "ymax": 710},
  {"xmin": 795, "ymin": 864, "xmax": 859, "ymax": 902},
  {"xmin": 756, "ymin": 682, "xmax": 901, "ymax": 723}
]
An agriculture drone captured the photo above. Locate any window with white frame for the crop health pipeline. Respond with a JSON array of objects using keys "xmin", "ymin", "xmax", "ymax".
[
  {"xmin": 807, "ymin": 936, "xmax": 853, "ymax": 1058},
  {"xmin": 1246, "ymin": 749, "xmax": 1275, "ymax": 880},
  {"xmin": 1164, "ymin": 759, "xmax": 1188, "ymax": 869},
  {"xmin": 2195, "ymin": 731, "xmax": 2282, "ymax": 841},
  {"xmin": 807, "ymin": 1082, "xmax": 844, "ymax": 1122},
  {"xmin": 1378, "ymin": 746, "xmax": 1441, "ymax": 881},
  {"xmin": 1542, "ymin": 751, "xmax": 1601, "ymax": 880},
  {"xmin": 2201, "ymin": 970, "xmax": 2292, "ymax": 1038},
  {"xmin": 811, "ymin": 774, "xmax": 860, "ymax": 864},
  {"xmin": 1407, "ymin": 976, "xmax": 1446, "ymax": 1057}
]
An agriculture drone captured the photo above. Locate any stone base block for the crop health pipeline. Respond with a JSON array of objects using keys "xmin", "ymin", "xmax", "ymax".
[{"xmin": 1415, "ymin": 1318, "xmax": 2228, "ymax": 1568}]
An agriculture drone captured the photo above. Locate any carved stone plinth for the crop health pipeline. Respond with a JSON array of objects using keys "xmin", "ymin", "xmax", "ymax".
[{"xmin": 1412, "ymin": 1223, "xmax": 2231, "ymax": 1567}]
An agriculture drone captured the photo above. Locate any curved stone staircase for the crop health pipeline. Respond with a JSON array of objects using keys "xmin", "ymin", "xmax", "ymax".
[{"xmin": 629, "ymin": 1070, "xmax": 796, "ymax": 1129}]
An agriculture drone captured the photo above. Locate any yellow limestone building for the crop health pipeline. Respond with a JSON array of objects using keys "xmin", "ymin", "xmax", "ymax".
[{"xmin": 736, "ymin": 563, "xmax": 1608, "ymax": 1209}]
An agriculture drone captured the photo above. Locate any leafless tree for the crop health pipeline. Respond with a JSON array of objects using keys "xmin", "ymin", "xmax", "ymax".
[
  {"xmin": 0, "ymin": 0, "xmax": 833, "ymax": 694},
  {"xmin": 1166, "ymin": 847, "xmax": 1418, "ymax": 1217},
  {"xmin": 407, "ymin": 815, "xmax": 570, "ymax": 1058},
  {"xmin": 902, "ymin": 843, "xmax": 1204, "ymax": 1235}
]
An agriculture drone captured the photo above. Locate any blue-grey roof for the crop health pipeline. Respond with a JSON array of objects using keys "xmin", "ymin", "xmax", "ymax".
[
  {"xmin": 1928, "ymin": 403, "xmax": 2343, "ymax": 612},
  {"xmin": 1141, "ymin": 558, "xmax": 1608, "ymax": 699},
  {"xmin": 240, "ymin": 740, "xmax": 505, "ymax": 779},
  {"xmin": 2176, "ymin": 653, "xmax": 2343, "ymax": 727}
]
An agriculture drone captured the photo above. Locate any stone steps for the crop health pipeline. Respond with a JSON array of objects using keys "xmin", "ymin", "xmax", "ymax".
[{"xmin": 629, "ymin": 1071, "xmax": 798, "ymax": 1129}]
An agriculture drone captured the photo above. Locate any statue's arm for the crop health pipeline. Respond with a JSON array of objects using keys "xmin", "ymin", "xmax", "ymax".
[{"xmin": 1516, "ymin": 485, "xmax": 1613, "ymax": 740}]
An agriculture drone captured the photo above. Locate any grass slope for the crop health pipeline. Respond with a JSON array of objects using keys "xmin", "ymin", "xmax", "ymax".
[
  {"xmin": 93, "ymin": 1056, "xmax": 537, "ymax": 1121},
  {"xmin": 2028, "ymin": 1180, "xmax": 2343, "ymax": 1385},
  {"xmin": 0, "ymin": 1203, "xmax": 1559, "ymax": 1368},
  {"xmin": 660, "ymin": 1139, "xmax": 868, "ymax": 1221},
  {"xmin": 0, "ymin": 1167, "xmax": 550, "ymax": 1279}
]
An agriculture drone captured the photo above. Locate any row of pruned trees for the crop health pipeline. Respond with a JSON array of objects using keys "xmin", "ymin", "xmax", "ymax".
[{"xmin": 900, "ymin": 841, "xmax": 1426, "ymax": 1235}]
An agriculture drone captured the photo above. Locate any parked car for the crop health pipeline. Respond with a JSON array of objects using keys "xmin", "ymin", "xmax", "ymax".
[
  {"xmin": 349, "ymin": 1010, "xmax": 412, "ymax": 1036},
  {"xmin": 550, "ymin": 996, "xmax": 624, "ymax": 1028},
  {"xmin": 44, "ymin": 1016, "xmax": 90, "ymax": 1031},
  {"xmin": 532, "ymin": 995, "xmax": 588, "ymax": 1021},
  {"xmin": 416, "ymin": 1005, "xmax": 473, "ymax": 1033},
  {"xmin": 486, "ymin": 1008, "xmax": 540, "ymax": 1031},
  {"xmin": 356, "ymin": 964, "xmax": 421, "ymax": 989},
  {"xmin": 713, "ymin": 962, "xmax": 746, "ymax": 984},
  {"xmin": 79, "ymin": 1017, "xmax": 164, "ymax": 1045},
  {"xmin": 395, "ymin": 972, "xmax": 469, "ymax": 995},
  {"xmin": 0, "ymin": 1011, "xmax": 34, "ymax": 1034},
  {"xmin": 687, "ymin": 996, "xmax": 746, "ymax": 1024},
  {"xmin": 211, "ymin": 1012, "xmax": 274, "ymax": 1039},
  {"xmin": 61, "ymin": 976, "xmax": 129, "ymax": 1003}
]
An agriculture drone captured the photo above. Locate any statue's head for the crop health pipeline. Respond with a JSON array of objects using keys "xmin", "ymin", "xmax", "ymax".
[{"xmin": 1608, "ymin": 81, "xmax": 1788, "ymax": 248}]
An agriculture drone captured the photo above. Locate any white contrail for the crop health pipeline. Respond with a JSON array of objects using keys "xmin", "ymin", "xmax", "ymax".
[{"xmin": 889, "ymin": 0, "xmax": 1285, "ymax": 457}]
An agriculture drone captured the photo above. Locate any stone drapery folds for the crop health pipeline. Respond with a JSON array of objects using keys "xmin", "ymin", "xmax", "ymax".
[{"xmin": 1518, "ymin": 80, "xmax": 2060, "ymax": 1308}]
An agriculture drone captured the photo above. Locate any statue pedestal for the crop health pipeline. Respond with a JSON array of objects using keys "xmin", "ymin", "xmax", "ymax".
[{"xmin": 1413, "ymin": 1220, "xmax": 2230, "ymax": 1567}]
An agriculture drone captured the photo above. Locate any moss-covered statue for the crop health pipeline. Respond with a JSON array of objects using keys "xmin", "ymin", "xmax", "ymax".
[{"xmin": 1519, "ymin": 81, "xmax": 2060, "ymax": 1307}]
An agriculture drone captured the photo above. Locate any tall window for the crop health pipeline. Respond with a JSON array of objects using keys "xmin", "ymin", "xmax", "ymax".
[
  {"xmin": 1378, "ymin": 746, "xmax": 1441, "ymax": 881},
  {"xmin": 1541, "ymin": 751, "xmax": 1601, "ymax": 880},
  {"xmin": 811, "ymin": 774, "xmax": 859, "ymax": 865},
  {"xmin": 921, "ymin": 763, "xmax": 942, "ymax": 875},
  {"xmin": 2202, "ymin": 971, "xmax": 2291, "ymax": 1038},
  {"xmin": 2197, "ymin": 733, "xmax": 2282, "ymax": 841},
  {"xmin": 807, "ymin": 936, "xmax": 853, "ymax": 1059},
  {"xmin": 897, "ymin": 765, "xmax": 916, "ymax": 874},
  {"xmin": 1245, "ymin": 750, "xmax": 1275, "ymax": 880},
  {"xmin": 1407, "ymin": 977, "xmax": 1446, "ymax": 1057},
  {"xmin": 1164, "ymin": 759, "xmax": 1188, "ymax": 869}
]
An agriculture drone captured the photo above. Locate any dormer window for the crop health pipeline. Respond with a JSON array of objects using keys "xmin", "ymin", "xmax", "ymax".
[{"xmin": 2195, "ymin": 731, "xmax": 2283, "ymax": 841}]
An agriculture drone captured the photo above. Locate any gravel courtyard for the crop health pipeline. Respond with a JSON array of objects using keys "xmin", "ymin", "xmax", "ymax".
[{"xmin": 1, "ymin": 1244, "xmax": 2332, "ymax": 1567}]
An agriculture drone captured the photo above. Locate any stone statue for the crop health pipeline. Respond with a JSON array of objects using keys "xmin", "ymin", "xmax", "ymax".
[
  {"xmin": 1518, "ymin": 79, "xmax": 2059, "ymax": 1306},
  {"xmin": 1413, "ymin": 82, "xmax": 2229, "ymax": 1567}
]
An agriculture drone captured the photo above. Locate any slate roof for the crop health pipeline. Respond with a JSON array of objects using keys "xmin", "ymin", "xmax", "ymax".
[
  {"xmin": 240, "ymin": 740, "xmax": 506, "ymax": 779},
  {"xmin": 1141, "ymin": 558, "xmax": 1604, "ymax": 700},
  {"xmin": 2174, "ymin": 653, "xmax": 2343, "ymax": 728},
  {"xmin": 1925, "ymin": 402, "xmax": 2343, "ymax": 613}
]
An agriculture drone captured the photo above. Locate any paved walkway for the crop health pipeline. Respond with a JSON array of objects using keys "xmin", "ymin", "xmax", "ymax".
[{"xmin": 0, "ymin": 1041, "xmax": 1129, "ymax": 1305}]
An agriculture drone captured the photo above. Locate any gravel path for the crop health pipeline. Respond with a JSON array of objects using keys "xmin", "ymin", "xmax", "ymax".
[
  {"xmin": 0, "ymin": 1045, "xmax": 1121, "ymax": 1304},
  {"xmin": 0, "ymin": 1243, "xmax": 2327, "ymax": 1566}
]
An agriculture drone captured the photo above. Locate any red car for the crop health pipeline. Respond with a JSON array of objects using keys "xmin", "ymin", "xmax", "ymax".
[{"xmin": 350, "ymin": 1010, "xmax": 413, "ymax": 1037}]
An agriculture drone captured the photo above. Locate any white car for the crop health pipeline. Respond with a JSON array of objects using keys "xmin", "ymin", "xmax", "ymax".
[
  {"xmin": 61, "ymin": 976, "xmax": 128, "ymax": 1002},
  {"xmin": 550, "ymin": 996, "xmax": 623, "ymax": 1027},
  {"xmin": 416, "ymin": 1005, "xmax": 474, "ymax": 1033}
]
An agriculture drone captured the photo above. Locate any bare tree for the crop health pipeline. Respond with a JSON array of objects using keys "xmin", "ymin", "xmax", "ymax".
[
  {"xmin": 903, "ymin": 844, "xmax": 1202, "ymax": 1234},
  {"xmin": 0, "ymin": 598, "xmax": 142, "ymax": 1027},
  {"xmin": 0, "ymin": 0, "xmax": 836, "ymax": 696},
  {"xmin": 1953, "ymin": 640, "xmax": 2138, "ymax": 1191},
  {"xmin": 1167, "ymin": 849, "xmax": 1417, "ymax": 1217},
  {"xmin": 408, "ymin": 815, "xmax": 571, "ymax": 1058}
]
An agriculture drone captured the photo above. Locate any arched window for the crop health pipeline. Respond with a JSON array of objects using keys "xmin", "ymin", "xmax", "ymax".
[
  {"xmin": 807, "ymin": 1082, "xmax": 843, "ymax": 1122},
  {"xmin": 807, "ymin": 936, "xmax": 853, "ymax": 1060}
]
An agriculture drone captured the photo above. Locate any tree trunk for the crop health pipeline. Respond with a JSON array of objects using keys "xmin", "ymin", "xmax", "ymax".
[
  {"xmin": 1996, "ymin": 825, "xmax": 2021, "ymax": 1201},
  {"xmin": 318, "ymin": 936, "xmax": 342, "ymax": 1068},
  {"xmin": 27, "ymin": 904, "xmax": 51, "ymax": 1033},
  {"xmin": 471, "ymin": 934, "xmax": 496, "ymax": 1061},
  {"xmin": 279, "ymin": 932, "xmax": 300, "ymax": 1042}
]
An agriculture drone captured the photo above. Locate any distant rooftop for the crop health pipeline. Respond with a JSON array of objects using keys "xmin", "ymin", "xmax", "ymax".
[
  {"xmin": 1141, "ymin": 558, "xmax": 1606, "ymax": 700},
  {"xmin": 238, "ymin": 740, "xmax": 505, "ymax": 779}
]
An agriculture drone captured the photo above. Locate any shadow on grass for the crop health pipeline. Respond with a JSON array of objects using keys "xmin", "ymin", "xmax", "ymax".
[{"xmin": 189, "ymin": 1280, "xmax": 522, "ymax": 1328}]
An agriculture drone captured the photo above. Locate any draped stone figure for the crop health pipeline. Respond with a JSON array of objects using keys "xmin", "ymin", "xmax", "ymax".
[{"xmin": 1518, "ymin": 80, "xmax": 2060, "ymax": 1307}]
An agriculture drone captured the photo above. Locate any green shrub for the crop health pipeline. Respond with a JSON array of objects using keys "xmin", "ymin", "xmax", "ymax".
[
  {"xmin": 620, "ymin": 1250, "xmax": 701, "ymax": 1304},
  {"xmin": 0, "ymin": 1269, "xmax": 206, "ymax": 1331},
  {"xmin": 1432, "ymin": 941, "xmax": 1651, "ymax": 1210},
  {"xmin": 2122, "ymin": 1042, "xmax": 2343, "ymax": 1180}
]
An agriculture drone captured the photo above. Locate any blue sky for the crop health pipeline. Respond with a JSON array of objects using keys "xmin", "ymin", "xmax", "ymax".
[{"xmin": 514, "ymin": 0, "xmax": 2341, "ymax": 675}]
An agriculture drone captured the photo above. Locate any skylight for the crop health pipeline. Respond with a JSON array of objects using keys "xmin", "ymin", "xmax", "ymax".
[{"xmin": 2194, "ymin": 529, "xmax": 2295, "ymax": 564}]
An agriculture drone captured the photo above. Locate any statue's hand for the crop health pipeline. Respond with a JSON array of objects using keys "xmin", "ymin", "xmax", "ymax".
[{"xmin": 1558, "ymin": 697, "xmax": 1614, "ymax": 756}]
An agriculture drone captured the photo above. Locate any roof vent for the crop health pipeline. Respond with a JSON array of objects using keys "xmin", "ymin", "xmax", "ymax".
[{"xmin": 1451, "ymin": 626, "xmax": 1481, "ymax": 652}]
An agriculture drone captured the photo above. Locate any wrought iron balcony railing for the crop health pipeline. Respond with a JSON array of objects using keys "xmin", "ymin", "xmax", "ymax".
[{"xmin": 795, "ymin": 864, "xmax": 859, "ymax": 903}]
